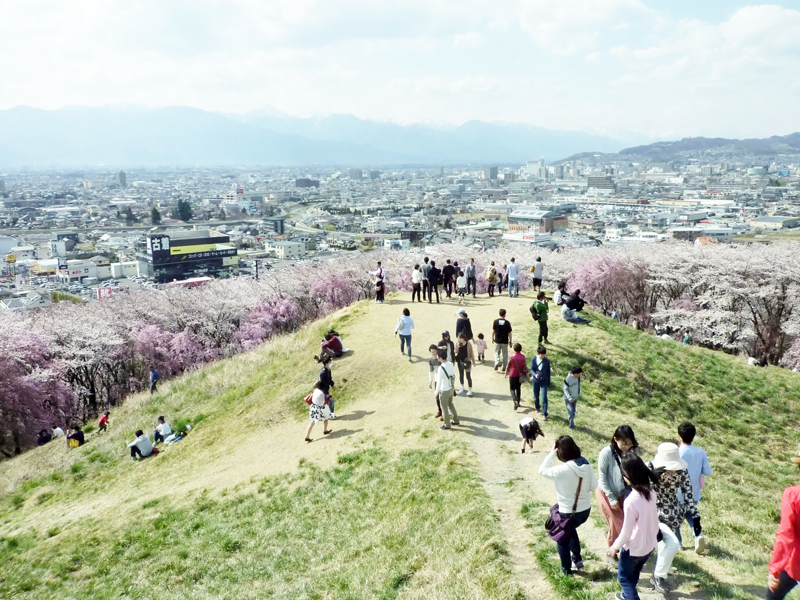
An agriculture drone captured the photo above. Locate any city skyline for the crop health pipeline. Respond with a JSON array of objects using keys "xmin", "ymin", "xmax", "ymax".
[{"xmin": 2, "ymin": 1, "xmax": 799, "ymax": 141}]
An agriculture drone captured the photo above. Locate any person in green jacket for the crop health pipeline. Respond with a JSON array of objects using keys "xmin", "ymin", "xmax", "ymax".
[{"xmin": 531, "ymin": 291, "xmax": 550, "ymax": 344}]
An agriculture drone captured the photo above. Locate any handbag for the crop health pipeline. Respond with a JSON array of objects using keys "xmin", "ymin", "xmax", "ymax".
[
  {"xmin": 303, "ymin": 393, "xmax": 313, "ymax": 405},
  {"xmin": 545, "ymin": 477, "xmax": 583, "ymax": 543}
]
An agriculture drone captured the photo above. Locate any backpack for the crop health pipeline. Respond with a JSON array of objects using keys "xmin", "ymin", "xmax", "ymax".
[{"xmin": 529, "ymin": 304, "xmax": 540, "ymax": 321}]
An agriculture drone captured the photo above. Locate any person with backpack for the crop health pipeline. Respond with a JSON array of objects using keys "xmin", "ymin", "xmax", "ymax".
[
  {"xmin": 608, "ymin": 454, "xmax": 661, "ymax": 600},
  {"xmin": 427, "ymin": 260, "xmax": 441, "ymax": 304},
  {"xmin": 539, "ymin": 436, "xmax": 598, "ymax": 575},
  {"xmin": 530, "ymin": 291, "xmax": 550, "ymax": 344},
  {"xmin": 421, "ymin": 257, "xmax": 431, "ymax": 301},
  {"xmin": 149, "ymin": 366, "xmax": 160, "ymax": 394},
  {"xmin": 435, "ymin": 349, "xmax": 459, "ymax": 430},
  {"xmin": 465, "ymin": 258, "xmax": 478, "ymax": 298},
  {"xmin": 531, "ymin": 345, "xmax": 551, "ymax": 420},
  {"xmin": 505, "ymin": 343, "xmax": 528, "ymax": 410},
  {"xmin": 485, "ymin": 262, "xmax": 498, "ymax": 297},
  {"xmin": 597, "ymin": 426, "xmax": 640, "ymax": 548},
  {"xmin": 563, "ymin": 366, "xmax": 582, "ymax": 429}
]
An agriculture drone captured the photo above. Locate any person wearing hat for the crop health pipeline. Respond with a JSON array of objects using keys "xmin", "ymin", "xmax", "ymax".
[
  {"xmin": 455, "ymin": 309, "xmax": 473, "ymax": 342},
  {"xmin": 647, "ymin": 442, "xmax": 701, "ymax": 594},
  {"xmin": 766, "ymin": 469, "xmax": 800, "ymax": 599},
  {"xmin": 437, "ymin": 331, "xmax": 455, "ymax": 363}
]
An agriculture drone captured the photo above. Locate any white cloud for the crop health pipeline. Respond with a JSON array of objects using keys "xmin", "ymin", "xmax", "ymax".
[{"xmin": 453, "ymin": 33, "xmax": 483, "ymax": 48}]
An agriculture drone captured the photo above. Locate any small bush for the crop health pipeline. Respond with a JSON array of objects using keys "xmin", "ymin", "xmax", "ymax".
[
  {"xmin": 142, "ymin": 498, "xmax": 160, "ymax": 509},
  {"xmin": 11, "ymin": 495, "xmax": 25, "ymax": 510},
  {"xmin": 37, "ymin": 492, "xmax": 54, "ymax": 506},
  {"xmin": 83, "ymin": 424, "xmax": 96, "ymax": 434}
]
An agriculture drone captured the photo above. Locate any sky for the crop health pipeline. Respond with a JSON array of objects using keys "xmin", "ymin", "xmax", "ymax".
[{"xmin": 1, "ymin": 0, "xmax": 800, "ymax": 140}]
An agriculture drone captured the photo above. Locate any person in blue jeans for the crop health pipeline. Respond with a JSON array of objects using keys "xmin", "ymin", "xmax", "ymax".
[
  {"xmin": 539, "ymin": 436, "xmax": 598, "ymax": 575},
  {"xmin": 531, "ymin": 345, "xmax": 551, "ymax": 420},
  {"xmin": 563, "ymin": 366, "xmax": 582, "ymax": 429},
  {"xmin": 394, "ymin": 307, "xmax": 414, "ymax": 361},
  {"xmin": 608, "ymin": 454, "xmax": 660, "ymax": 600}
]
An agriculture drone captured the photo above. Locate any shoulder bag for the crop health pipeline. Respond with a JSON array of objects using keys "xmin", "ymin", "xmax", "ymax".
[{"xmin": 545, "ymin": 477, "xmax": 583, "ymax": 543}]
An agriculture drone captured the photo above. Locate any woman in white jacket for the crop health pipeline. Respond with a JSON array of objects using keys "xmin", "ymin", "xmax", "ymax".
[{"xmin": 539, "ymin": 435, "xmax": 599, "ymax": 575}]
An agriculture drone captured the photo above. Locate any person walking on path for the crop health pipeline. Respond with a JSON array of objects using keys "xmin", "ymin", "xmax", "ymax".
[
  {"xmin": 456, "ymin": 270, "xmax": 467, "ymax": 304},
  {"xmin": 305, "ymin": 381, "xmax": 334, "ymax": 442},
  {"xmin": 394, "ymin": 307, "xmax": 414, "ymax": 361},
  {"xmin": 519, "ymin": 416, "xmax": 545, "ymax": 453},
  {"xmin": 435, "ymin": 349, "xmax": 459, "ymax": 430},
  {"xmin": 678, "ymin": 421, "xmax": 711, "ymax": 553},
  {"xmin": 442, "ymin": 259, "xmax": 456, "ymax": 298},
  {"xmin": 539, "ymin": 436, "xmax": 598, "ymax": 576},
  {"xmin": 475, "ymin": 333, "xmax": 487, "ymax": 362},
  {"xmin": 563, "ymin": 366, "xmax": 582, "ymax": 429},
  {"xmin": 766, "ymin": 474, "xmax": 800, "ymax": 600},
  {"xmin": 421, "ymin": 257, "xmax": 431, "ymax": 301},
  {"xmin": 531, "ymin": 345, "xmax": 551, "ymax": 420},
  {"xmin": 505, "ymin": 343, "xmax": 528, "ymax": 409},
  {"xmin": 427, "ymin": 260, "xmax": 441, "ymax": 304},
  {"xmin": 498, "ymin": 264, "xmax": 507, "ymax": 295},
  {"xmin": 455, "ymin": 308, "xmax": 473, "ymax": 341},
  {"xmin": 465, "ymin": 258, "xmax": 477, "ymax": 297},
  {"xmin": 149, "ymin": 366, "xmax": 160, "ymax": 395},
  {"xmin": 597, "ymin": 425, "xmax": 640, "ymax": 548},
  {"xmin": 317, "ymin": 354, "xmax": 336, "ymax": 414},
  {"xmin": 428, "ymin": 344, "xmax": 443, "ymax": 420},
  {"xmin": 437, "ymin": 330, "xmax": 455, "ymax": 363},
  {"xmin": 486, "ymin": 262, "xmax": 498, "ymax": 297},
  {"xmin": 531, "ymin": 291, "xmax": 550, "ymax": 344},
  {"xmin": 492, "ymin": 309, "xmax": 513, "ymax": 372},
  {"xmin": 507, "ymin": 257, "xmax": 520, "ymax": 297},
  {"xmin": 455, "ymin": 333, "xmax": 475, "ymax": 396},
  {"xmin": 531, "ymin": 257, "xmax": 544, "ymax": 292},
  {"xmin": 647, "ymin": 442, "xmax": 701, "ymax": 594},
  {"xmin": 411, "ymin": 264, "xmax": 423, "ymax": 302},
  {"xmin": 608, "ymin": 454, "xmax": 661, "ymax": 600}
]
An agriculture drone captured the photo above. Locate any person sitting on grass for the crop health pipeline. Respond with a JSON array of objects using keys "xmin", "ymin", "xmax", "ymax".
[
  {"xmin": 154, "ymin": 416, "xmax": 172, "ymax": 444},
  {"xmin": 519, "ymin": 416, "xmax": 544, "ymax": 453},
  {"xmin": 67, "ymin": 424, "xmax": 85, "ymax": 448},
  {"xmin": 37, "ymin": 429, "xmax": 52, "ymax": 446},
  {"xmin": 98, "ymin": 411, "xmax": 110, "ymax": 433},
  {"xmin": 320, "ymin": 332, "xmax": 344, "ymax": 360},
  {"xmin": 128, "ymin": 430, "xmax": 154, "ymax": 460}
]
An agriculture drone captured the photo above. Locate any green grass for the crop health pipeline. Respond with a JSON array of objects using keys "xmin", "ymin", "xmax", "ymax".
[
  {"xmin": 0, "ymin": 444, "xmax": 522, "ymax": 600},
  {"xmin": 521, "ymin": 312, "xmax": 800, "ymax": 597}
]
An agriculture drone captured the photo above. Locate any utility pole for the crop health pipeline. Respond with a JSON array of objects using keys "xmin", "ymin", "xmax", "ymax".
[{"xmin": 254, "ymin": 259, "xmax": 260, "ymax": 280}]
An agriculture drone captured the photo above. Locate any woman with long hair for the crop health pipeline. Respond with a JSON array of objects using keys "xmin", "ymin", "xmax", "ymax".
[
  {"xmin": 608, "ymin": 454, "xmax": 660, "ymax": 600},
  {"xmin": 597, "ymin": 425, "xmax": 639, "ymax": 548}
]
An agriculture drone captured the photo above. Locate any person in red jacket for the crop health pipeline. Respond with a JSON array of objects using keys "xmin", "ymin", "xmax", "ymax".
[{"xmin": 767, "ymin": 484, "xmax": 800, "ymax": 599}]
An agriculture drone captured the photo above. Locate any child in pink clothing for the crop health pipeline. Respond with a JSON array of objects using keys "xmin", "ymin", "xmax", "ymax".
[{"xmin": 475, "ymin": 333, "xmax": 487, "ymax": 362}]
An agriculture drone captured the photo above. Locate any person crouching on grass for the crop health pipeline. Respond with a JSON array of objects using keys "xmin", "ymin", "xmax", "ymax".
[{"xmin": 519, "ymin": 416, "xmax": 544, "ymax": 453}]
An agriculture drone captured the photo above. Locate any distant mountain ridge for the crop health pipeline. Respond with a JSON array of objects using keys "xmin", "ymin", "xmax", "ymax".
[
  {"xmin": 0, "ymin": 105, "xmax": 634, "ymax": 167},
  {"xmin": 618, "ymin": 133, "xmax": 800, "ymax": 159}
]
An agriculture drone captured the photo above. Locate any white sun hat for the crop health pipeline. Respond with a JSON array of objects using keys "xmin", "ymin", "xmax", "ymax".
[{"xmin": 651, "ymin": 442, "xmax": 688, "ymax": 471}]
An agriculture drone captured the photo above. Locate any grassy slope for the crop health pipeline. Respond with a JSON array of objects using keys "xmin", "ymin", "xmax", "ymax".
[
  {"xmin": 518, "ymin": 312, "xmax": 800, "ymax": 599},
  {"xmin": 2, "ymin": 295, "xmax": 800, "ymax": 599},
  {"xmin": 0, "ymin": 302, "xmax": 523, "ymax": 600}
]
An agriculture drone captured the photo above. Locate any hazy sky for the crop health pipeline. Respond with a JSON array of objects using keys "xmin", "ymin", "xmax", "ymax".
[{"xmin": 2, "ymin": 0, "xmax": 799, "ymax": 139}]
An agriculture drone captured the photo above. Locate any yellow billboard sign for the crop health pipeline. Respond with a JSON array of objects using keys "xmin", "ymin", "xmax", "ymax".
[
  {"xmin": 170, "ymin": 244, "xmax": 218, "ymax": 256},
  {"xmin": 5, "ymin": 254, "xmax": 16, "ymax": 263}
]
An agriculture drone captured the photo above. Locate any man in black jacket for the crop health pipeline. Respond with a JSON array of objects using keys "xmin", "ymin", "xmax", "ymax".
[
  {"xmin": 442, "ymin": 259, "xmax": 456, "ymax": 298},
  {"xmin": 427, "ymin": 260, "xmax": 441, "ymax": 304}
]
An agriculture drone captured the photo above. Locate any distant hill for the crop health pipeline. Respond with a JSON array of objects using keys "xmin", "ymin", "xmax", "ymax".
[
  {"xmin": 618, "ymin": 132, "xmax": 800, "ymax": 158},
  {"xmin": 0, "ymin": 106, "xmax": 630, "ymax": 166}
]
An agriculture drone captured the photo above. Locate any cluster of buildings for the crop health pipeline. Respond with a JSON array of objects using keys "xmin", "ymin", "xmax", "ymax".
[{"xmin": 1, "ymin": 149, "xmax": 799, "ymax": 309}]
